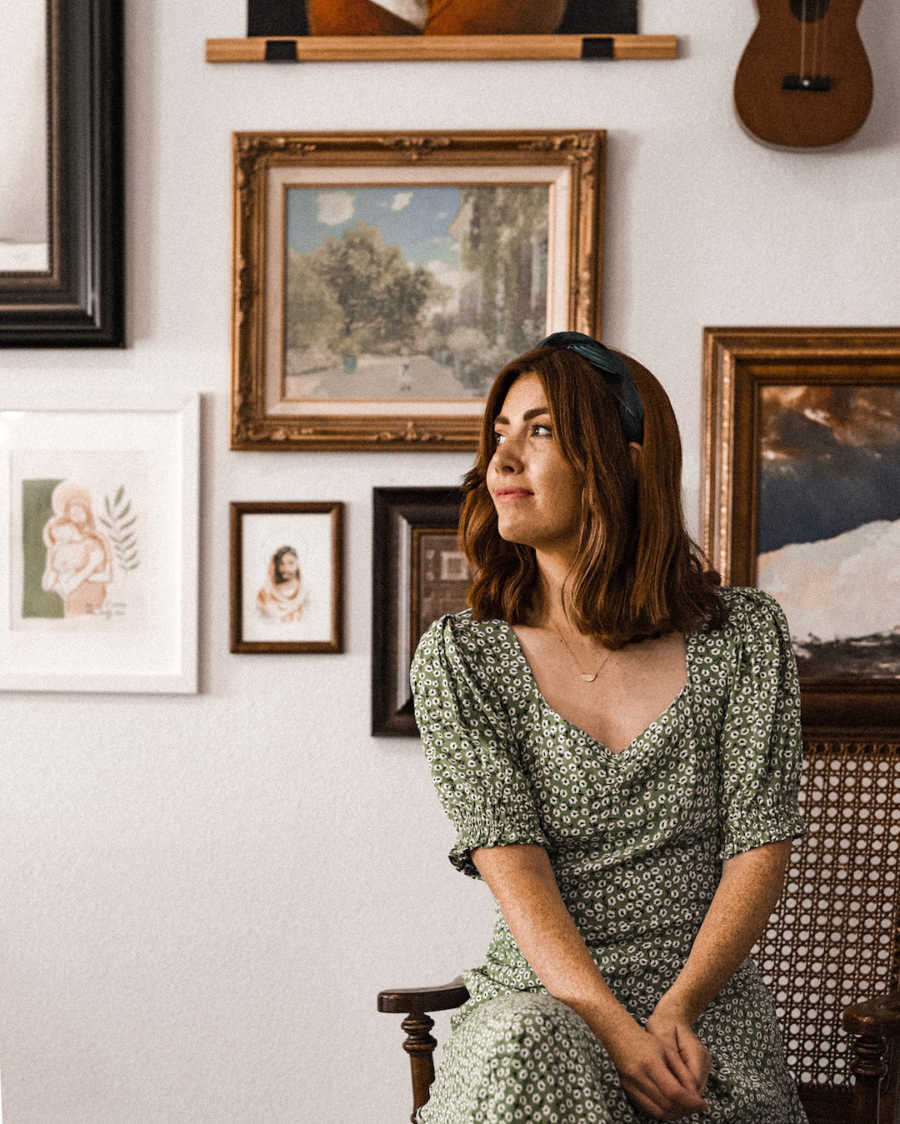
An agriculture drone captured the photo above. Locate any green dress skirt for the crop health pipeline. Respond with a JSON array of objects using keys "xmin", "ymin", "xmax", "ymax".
[{"xmin": 409, "ymin": 586, "xmax": 808, "ymax": 1123}]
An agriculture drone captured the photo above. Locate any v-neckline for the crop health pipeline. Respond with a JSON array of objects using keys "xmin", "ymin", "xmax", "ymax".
[{"xmin": 500, "ymin": 619, "xmax": 694, "ymax": 758}]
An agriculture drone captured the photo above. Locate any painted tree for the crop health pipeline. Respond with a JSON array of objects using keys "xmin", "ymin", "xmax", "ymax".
[{"xmin": 298, "ymin": 221, "xmax": 437, "ymax": 356}]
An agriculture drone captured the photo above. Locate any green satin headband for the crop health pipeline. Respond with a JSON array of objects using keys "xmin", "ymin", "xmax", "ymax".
[{"xmin": 537, "ymin": 331, "xmax": 644, "ymax": 445}]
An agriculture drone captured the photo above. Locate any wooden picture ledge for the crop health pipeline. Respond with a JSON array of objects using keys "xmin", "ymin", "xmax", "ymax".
[{"xmin": 205, "ymin": 33, "xmax": 678, "ymax": 63}]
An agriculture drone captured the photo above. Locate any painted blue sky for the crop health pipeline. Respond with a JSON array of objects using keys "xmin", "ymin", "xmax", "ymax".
[{"xmin": 285, "ymin": 186, "xmax": 465, "ymax": 266}]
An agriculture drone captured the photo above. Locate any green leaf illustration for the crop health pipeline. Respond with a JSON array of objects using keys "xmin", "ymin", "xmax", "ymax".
[{"xmin": 103, "ymin": 485, "xmax": 140, "ymax": 573}]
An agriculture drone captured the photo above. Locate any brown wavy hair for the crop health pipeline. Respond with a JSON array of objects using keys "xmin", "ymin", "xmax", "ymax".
[{"xmin": 459, "ymin": 344, "xmax": 726, "ymax": 646}]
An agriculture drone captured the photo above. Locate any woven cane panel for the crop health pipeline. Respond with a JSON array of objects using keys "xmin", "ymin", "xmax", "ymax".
[{"xmin": 753, "ymin": 740, "xmax": 900, "ymax": 1089}]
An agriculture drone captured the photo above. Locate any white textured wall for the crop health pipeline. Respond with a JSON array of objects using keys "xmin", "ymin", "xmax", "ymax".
[{"xmin": 1, "ymin": 2, "xmax": 899, "ymax": 1121}]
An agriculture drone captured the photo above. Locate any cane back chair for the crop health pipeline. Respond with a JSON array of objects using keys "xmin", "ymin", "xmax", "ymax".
[{"xmin": 379, "ymin": 739, "xmax": 900, "ymax": 1124}]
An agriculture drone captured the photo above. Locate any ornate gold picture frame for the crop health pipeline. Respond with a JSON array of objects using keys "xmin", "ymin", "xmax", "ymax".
[
  {"xmin": 702, "ymin": 327, "xmax": 900, "ymax": 734},
  {"xmin": 231, "ymin": 129, "xmax": 605, "ymax": 451}
]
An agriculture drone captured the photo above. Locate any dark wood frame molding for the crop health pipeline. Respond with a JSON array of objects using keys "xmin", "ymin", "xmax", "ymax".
[
  {"xmin": 0, "ymin": 0, "xmax": 124, "ymax": 347},
  {"xmin": 372, "ymin": 486, "xmax": 463, "ymax": 736}
]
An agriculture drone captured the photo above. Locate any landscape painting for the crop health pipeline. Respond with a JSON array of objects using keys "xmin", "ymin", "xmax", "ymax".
[
  {"xmin": 282, "ymin": 183, "xmax": 550, "ymax": 401},
  {"xmin": 232, "ymin": 129, "xmax": 604, "ymax": 450},
  {"xmin": 754, "ymin": 384, "xmax": 900, "ymax": 682}
]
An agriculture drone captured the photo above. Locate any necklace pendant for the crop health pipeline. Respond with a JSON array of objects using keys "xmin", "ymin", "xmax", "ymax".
[{"xmin": 580, "ymin": 672, "xmax": 598, "ymax": 682}]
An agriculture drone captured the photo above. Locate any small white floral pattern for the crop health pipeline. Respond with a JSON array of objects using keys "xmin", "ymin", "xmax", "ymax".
[{"xmin": 409, "ymin": 587, "xmax": 808, "ymax": 1124}]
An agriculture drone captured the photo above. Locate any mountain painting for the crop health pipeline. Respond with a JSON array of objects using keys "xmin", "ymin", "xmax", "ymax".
[{"xmin": 755, "ymin": 384, "xmax": 900, "ymax": 681}]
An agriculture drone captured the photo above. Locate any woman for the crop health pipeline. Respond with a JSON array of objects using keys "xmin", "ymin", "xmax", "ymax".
[
  {"xmin": 256, "ymin": 546, "xmax": 306, "ymax": 622},
  {"xmin": 409, "ymin": 333, "xmax": 807, "ymax": 1122},
  {"xmin": 42, "ymin": 483, "xmax": 113, "ymax": 617}
]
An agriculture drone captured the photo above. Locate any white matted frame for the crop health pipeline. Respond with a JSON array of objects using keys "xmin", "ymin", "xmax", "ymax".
[{"xmin": 0, "ymin": 392, "xmax": 199, "ymax": 693}]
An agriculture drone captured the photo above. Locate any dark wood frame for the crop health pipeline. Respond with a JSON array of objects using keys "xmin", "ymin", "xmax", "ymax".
[
  {"xmin": 0, "ymin": 0, "xmax": 124, "ymax": 347},
  {"xmin": 372, "ymin": 487, "xmax": 464, "ymax": 736},
  {"xmin": 231, "ymin": 129, "xmax": 605, "ymax": 451},
  {"xmin": 229, "ymin": 501, "xmax": 344, "ymax": 653},
  {"xmin": 702, "ymin": 327, "xmax": 900, "ymax": 734}
]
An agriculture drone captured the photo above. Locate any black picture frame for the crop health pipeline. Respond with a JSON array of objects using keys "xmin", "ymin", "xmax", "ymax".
[
  {"xmin": 0, "ymin": 0, "xmax": 124, "ymax": 347},
  {"xmin": 372, "ymin": 486, "xmax": 467, "ymax": 737}
]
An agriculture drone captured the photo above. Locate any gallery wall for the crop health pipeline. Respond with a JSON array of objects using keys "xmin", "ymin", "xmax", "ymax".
[{"xmin": 1, "ymin": 1, "xmax": 899, "ymax": 1121}]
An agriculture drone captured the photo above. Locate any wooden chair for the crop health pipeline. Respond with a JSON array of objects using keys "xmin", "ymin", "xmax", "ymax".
[{"xmin": 379, "ymin": 738, "xmax": 900, "ymax": 1123}]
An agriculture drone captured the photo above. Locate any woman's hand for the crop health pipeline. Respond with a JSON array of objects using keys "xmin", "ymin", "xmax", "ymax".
[
  {"xmin": 604, "ymin": 1016, "xmax": 709, "ymax": 1120},
  {"xmin": 646, "ymin": 998, "xmax": 712, "ymax": 1104}
]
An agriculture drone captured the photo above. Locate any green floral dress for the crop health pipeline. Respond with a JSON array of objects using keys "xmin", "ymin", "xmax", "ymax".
[{"xmin": 409, "ymin": 587, "xmax": 808, "ymax": 1124}]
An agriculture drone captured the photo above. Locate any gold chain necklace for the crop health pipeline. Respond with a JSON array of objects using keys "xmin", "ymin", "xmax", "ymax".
[{"xmin": 553, "ymin": 624, "xmax": 611, "ymax": 683}]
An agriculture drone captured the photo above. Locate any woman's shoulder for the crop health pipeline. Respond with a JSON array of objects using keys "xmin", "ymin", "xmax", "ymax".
[
  {"xmin": 415, "ymin": 608, "xmax": 507, "ymax": 655},
  {"xmin": 717, "ymin": 585, "xmax": 789, "ymax": 628},
  {"xmin": 411, "ymin": 609, "xmax": 508, "ymax": 680},
  {"xmin": 702, "ymin": 586, "xmax": 793, "ymax": 657}
]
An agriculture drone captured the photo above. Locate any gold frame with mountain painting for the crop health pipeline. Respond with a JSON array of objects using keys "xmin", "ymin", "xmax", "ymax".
[{"xmin": 702, "ymin": 327, "xmax": 900, "ymax": 734}]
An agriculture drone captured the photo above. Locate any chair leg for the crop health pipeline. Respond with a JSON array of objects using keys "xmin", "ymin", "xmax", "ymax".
[
  {"xmin": 849, "ymin": 1030, "xmax": 886, "ymax": 1122},
  {"xmin": 400, "ymin": 1010, "xmax": 438, "ymax": 1124}
]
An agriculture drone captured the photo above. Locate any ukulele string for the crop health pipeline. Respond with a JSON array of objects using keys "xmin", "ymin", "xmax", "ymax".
[
  {"xmin": 810, "ymin": 0, "xmax": 821, "ymax": 86},
  {"xmin": 816, "ymin": 0, "xmax": 829, "ymax": 89},
  {"xmin": 799, "ymin": 0, "xmax": 808, "ymax": 83}
]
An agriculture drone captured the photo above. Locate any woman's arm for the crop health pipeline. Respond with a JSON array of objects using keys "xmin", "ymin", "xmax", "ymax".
[
  {"xmin": 645, "ymin": 839, "xmax": 792, "ymax": 1087},
  {"xmin": 472, "ymin": 842, "xmax": 709, "ymax": 1120}
]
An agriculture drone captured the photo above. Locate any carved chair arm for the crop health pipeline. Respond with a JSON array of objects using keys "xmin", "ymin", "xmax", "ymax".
[
  {"xmin": 842, "ymin": 989, "xmax": 900, "ymax": 1124},
  {"xmin": 843, "ymin": 989, "xmax": 900, "ymax": 1038},
  {"xmin": 378, "ymin": 979, "xmax": 470, "ymax": 1123},
  {"xmin": 377, "ymin": 977, "xmax": 470, "ymax": 1015}
]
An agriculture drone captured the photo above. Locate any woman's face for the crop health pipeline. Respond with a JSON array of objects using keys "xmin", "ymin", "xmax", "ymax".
[
  {"xmin": 277, "ymin": 552, "xmax": 299, "ymax": 580},
  {"xmin": 486, "ymin": 372, "xmax": 583, "ymax": 558}
]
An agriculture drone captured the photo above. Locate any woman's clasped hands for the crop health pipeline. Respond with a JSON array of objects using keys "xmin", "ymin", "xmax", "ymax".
[{"xmin": 605, "ymin": 998, "xmax": 712, "ymax": 1120}]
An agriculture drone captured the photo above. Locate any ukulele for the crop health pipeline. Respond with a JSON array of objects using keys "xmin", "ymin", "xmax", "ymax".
[{"xmin": 734, "ymin": 0, "xmax": 873, "ymax": 148}]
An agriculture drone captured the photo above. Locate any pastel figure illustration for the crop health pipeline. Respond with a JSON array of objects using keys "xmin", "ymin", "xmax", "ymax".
[
  {"xmin": 256, "ymin": 546, "xmax": 307, "ymax": 622},
  {"xmin": 41, "ymin": 482, "xmax": 114, "ymax": 616}
]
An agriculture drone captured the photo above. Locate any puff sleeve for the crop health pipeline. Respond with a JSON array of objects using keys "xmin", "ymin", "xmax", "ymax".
[
  {"xmin": 717, "ymin": 589, "xmax": 806, "ymax": 861},
  {"xmin": 410, "ymin": 614, "xmax": 551, "ymax": 880}
]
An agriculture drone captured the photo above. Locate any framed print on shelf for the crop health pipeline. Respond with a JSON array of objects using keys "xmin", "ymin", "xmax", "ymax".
[
  {"xmin": 230, "ymin": 501, "xmax": 344, "ymax": 653},
  {"xmin": 208, "ymin": 1, "xmax": 680, "ymax": 62},
  {"xmin": 372, "ymin": 486, "xmax": 469, "ymax": 736},
  {"xmin": 231, "ymin": 129, "xmax": 605, "ymax": 452},
  {"xmin": 702, "ymin": 327, "xmax": 900, "ymax": 733},
  {"xmin": 0, "ymin": 0, "xmax": 124, "ymax": 347},
  {"xmin": 0, "ymin": 393, "xmax": 199, "ymax": 693}
]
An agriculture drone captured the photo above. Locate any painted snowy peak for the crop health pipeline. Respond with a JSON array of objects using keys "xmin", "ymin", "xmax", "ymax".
[{"xmin": 757, "ymin": 518, "xmax": 900, "ymax": 648}]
